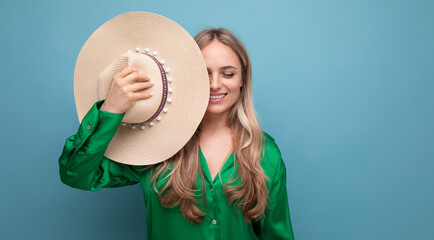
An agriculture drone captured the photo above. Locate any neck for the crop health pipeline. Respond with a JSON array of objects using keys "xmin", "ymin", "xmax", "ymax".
[{"xmin": 199, "ymin": 110, "xmax": 231, "ymax": 136}]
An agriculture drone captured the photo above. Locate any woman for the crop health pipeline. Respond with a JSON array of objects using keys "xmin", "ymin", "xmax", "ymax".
[{"xmin": 59, "ymin": 28, "xmax": 294, "ymax": 240}]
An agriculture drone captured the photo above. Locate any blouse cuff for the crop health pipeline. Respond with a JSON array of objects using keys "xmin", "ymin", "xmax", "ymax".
[{"xmin": 74, "ymin": 100, "xmax": 125, "ymax": 153}]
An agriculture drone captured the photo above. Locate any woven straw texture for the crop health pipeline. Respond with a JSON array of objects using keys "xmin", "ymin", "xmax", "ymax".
[{"xmin": 74, "ymin": 12, "xmax": 209, "ymax": 165}]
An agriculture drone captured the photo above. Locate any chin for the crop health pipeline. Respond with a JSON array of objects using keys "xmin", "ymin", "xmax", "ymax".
[{"xmin": 205, "ymin": 106, "xmax": 230, "ymax": 116}]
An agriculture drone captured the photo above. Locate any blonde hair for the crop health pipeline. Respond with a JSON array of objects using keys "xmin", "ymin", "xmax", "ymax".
[{"xmin": 146, "ymin": 28, "xmax": 268, "ymax": 224}]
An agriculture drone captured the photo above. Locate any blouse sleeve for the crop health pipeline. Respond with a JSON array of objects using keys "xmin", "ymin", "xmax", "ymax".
[
  {"xmin": 260, "ymin": 142, "xmax": 295, "ymax": 239},
  {"xmin": 58, "ymin": 100, "xmax": 144, "ymax": 191}
]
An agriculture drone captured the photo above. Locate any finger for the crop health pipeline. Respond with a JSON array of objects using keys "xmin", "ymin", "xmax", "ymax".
[
  {"xmin": 128, "ymin": 81, "xmax": 154, "ymax": 92},
  {"xmin": 115, "ymin": 65, "xmax": 137, "ymax": 79},
  {"xmin": 133, "ymin": 91, "xmax": 153, "ymax": 100},
  {"xmin": 135, "ymin": 72, "xmax": 151, "ymax": 82},
  {"xmin": 122, "ymin": 71, "xmax": 151, "ymax": 84}
]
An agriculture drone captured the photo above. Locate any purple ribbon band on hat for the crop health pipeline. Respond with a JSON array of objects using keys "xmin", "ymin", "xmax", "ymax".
[{"xmin": 141, "ymin": 52, "xmax": 168, "ymax": 124}]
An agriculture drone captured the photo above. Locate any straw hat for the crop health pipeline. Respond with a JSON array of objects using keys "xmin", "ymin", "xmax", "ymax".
[{"xmin": 74, "ymin": 12, "xmax": 209, "ymax": 165}]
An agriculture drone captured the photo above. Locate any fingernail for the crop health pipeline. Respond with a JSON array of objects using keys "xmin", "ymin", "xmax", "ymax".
[
  {"xmin": 150, "ymin": 92, "xmax": 153, "ymax": 96},
  {"xmin": 150, "ymin": 81, "xmax": 154, "ymax": 85}
]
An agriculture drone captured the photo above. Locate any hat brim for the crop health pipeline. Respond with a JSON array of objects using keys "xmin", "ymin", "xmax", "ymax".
[{"xmin": 74, "ymin": 12, "xmax": 209, "ymax": 165}]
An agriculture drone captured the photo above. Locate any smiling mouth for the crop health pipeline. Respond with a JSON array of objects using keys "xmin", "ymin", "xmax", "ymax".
[{"xmin": 210, "ymin": 93, "xmax": 227, "ymax": 99}]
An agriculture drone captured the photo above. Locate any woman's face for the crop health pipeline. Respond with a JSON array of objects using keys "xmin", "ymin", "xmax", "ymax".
[{"xmin": 201, "ymin": 39, "xmax": 243, "ymax": 118}]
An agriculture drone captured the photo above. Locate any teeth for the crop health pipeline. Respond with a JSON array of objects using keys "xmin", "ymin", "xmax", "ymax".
[{"xmin": 210, "ymin": 94, "xmax": 226, "ymax": 99}]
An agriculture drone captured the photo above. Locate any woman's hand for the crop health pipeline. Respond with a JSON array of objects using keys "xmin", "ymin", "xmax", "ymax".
[{"xmin": 100, "ymin": 66, "xmax": 154, "ymax": 114}]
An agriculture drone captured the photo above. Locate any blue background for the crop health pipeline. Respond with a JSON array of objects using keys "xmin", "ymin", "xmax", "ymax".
[{"xmin": 1, "ymin": 0, "xmax": 433, "ymax": 239}]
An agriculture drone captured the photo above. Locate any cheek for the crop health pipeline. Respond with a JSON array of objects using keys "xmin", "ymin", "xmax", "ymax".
[
  {"xmin": 229, "ymin": 84, "xmax": 242, "ymax": 99},
  {"xmin": 230, "ymin": 77, "xmax": 243, "ymax": 91},
  {"xmin": 235, "ymin": 79, "xmax": 243, "ymax": 94}
]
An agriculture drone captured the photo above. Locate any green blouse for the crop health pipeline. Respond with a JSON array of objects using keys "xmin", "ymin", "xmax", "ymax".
[{"xmin": 58, "ymin": 100, "xmax": 295, "ymax": 240}]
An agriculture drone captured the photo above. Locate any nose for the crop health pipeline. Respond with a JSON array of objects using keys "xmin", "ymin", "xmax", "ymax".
[{"xmin": 209, "ymin": 72, "xmax": 221, "ymax": 90}]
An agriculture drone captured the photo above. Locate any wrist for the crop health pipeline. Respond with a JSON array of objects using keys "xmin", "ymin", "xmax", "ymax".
[{"xmin": 100, "ymin": 101, "xmax": 124, "ymax": 114}]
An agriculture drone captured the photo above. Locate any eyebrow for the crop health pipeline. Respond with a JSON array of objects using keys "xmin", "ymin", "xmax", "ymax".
[
  {"xmin": 207, "ymin": 65, "xmax": 238, "ymax": 71},
  {"xmin": 221, "ymin": 65, "xmax": 237, "ymax": 70}
]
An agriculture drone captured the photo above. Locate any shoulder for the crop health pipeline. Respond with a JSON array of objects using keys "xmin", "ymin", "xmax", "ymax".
[
  {"xmin": 262, "ymin": 130, "xmax": 281, "ymax": 161},
  {"xmin": 261, "ymin": 131, "xmax": 285, "ymax": 182}
]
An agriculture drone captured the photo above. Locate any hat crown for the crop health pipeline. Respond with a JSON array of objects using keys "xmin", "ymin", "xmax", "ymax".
[{"xmin": 97, "ymin": 52, "xmax": 165, "ymax": 123}]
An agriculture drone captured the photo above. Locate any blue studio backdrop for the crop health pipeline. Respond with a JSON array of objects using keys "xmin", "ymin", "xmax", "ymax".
[{"xmin": 1, "ymin": 0, "xmax": 433, "ymax": 239}]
